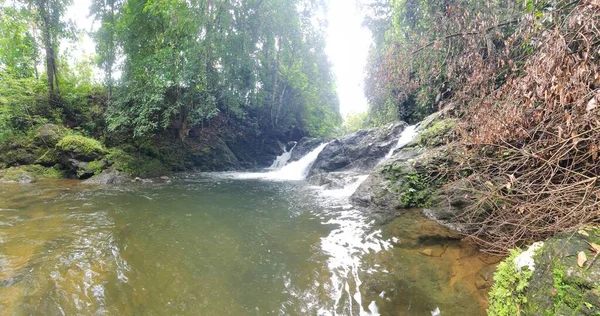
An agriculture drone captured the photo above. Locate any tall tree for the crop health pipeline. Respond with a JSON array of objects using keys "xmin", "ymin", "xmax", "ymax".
[{"xmin": 29, "ymin": 0, "xmax": 72, "ymax": 100}]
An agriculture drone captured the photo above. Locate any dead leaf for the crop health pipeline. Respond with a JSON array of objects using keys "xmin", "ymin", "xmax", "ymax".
[
  {"xmin": 579, "ymin": 230, "xmax": 590, "ymax": 237},
  {"xmin": 589, "ymin": 242, "xmax": 600, "ymax": 253},
  {"xmin": 587, "ymin": 97, "xmax": 598, "ymax": 112},
  {"xmin": 578, "ymin": 251, "xmax": 587, "ymax": 267}
]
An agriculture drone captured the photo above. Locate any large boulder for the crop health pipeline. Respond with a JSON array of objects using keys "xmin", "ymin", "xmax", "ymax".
[{"xmin": 308, "ymin": 122, "xmax": 407, "ymax": 177}]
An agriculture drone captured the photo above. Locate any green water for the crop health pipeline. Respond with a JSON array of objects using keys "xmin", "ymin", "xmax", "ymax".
[{"xmin": 0, "ymin": 174, "xmax": 493, "ymax": 315}]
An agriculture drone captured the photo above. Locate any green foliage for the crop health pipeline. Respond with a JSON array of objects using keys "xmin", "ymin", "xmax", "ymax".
[
  {"xmin": 399, "ymin": 173, "xmax": 435, "ymax": 208},
  {"xmin": 337, "ymin": 111, "xmax": 369, "ymax": 135},
  {"xmin": 56, "ymin": 135, "xmax": 106, "ymax": 159},
  {"xmin": 488, "ymin": 249, "xmax": 533, "ymax": 316},
  {"xmin": 105, "ymin": 0, "xmax": 340, "ymax": 138},
  {"xmin": 0, "ymin": 6, "xmax": 38, "ymax": 78}
]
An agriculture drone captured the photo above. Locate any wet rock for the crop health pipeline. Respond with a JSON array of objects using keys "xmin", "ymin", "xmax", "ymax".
[
  {"xmin": 83, "ymin": 170, "xmax": 130, "ymax": 184},
  {"xmin": 308, "ymin": 122, "xmax": 407, "ymax": 176},
  {"xmin": 285, "ymin": 141, "xmax": 297, "ymax": 152},
  {"xmin": 289, "ymin": 137, "xmax": 326, "ymax": 163}
]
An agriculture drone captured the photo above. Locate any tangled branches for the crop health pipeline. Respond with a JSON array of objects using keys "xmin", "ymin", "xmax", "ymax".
[{"xmin": 442, "ymin": 0, "xmax": 600, "ymax": 254}]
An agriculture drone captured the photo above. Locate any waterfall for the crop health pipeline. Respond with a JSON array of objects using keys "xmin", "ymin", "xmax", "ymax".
[
  {"xmin": 265, "ymin": 143, "xmax": 327, "ymax": 180},
  {"xmin": 218, "ymin": 143, "xmax": 328, "ymax": 181},
  {"xmin": 269, "ymin": 143, "xmax": 296, "ymax": 169},
  {"xmin": 384, "ymin": 125, "xmax": 417, "ymax": 159}
]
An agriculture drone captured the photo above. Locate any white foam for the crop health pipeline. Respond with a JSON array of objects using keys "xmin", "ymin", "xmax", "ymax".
[
  {"xmin": 220, "ymin": 143, "xmax": 328, "ymax": 181},
  {"xmin": 269, "ymin": 143, "xmax": 296, "ymax": 169},
  {"xmin": 384, "ymin": 125, "xmax": 417, "ymax": 159},
  {"xmin": 514, "ymin": 241, "xmax": 544, "ymax": 272}
]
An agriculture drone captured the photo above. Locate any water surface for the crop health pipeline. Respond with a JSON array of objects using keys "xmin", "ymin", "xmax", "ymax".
[{"xmin": 0, "ymin": 174, "xmax": 496, "ymax": 315}]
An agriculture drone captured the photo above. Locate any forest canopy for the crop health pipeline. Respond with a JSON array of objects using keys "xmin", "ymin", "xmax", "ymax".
[{"xmin": 0, "ymin": 0, "xmax": 341, "ymax": 143}]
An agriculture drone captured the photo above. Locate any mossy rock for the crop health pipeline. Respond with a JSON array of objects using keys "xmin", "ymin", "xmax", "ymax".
[
  {"xmin": 417, "ymin": 119, "xmax": 456, "ymax": 148},
  {"xmin": 33, "ymin": 124, "xmax": 69, "ymax": 147},
  {"xmin": 56, "ymin": 135, "xmax": 106, "ymax": 161},
  {"xmin": 488, "ymin": 231, "xmax": 600, "ymax": 316},
  {"xmin": 105, "ymin": 148, "xmax": 170, "ymax": 177},
  {"xmin": 0, "ymin": 165, "xmax": 64, "ymax": 183},
  {"xmin": 34, "ymin": 148, "xmax": 61, "ymax": 166}
]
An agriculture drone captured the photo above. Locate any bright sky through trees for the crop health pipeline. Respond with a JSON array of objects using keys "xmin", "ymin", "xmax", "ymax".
[{"xmin": 326, "ymin": 0, "xmax": 371, "ymax": 118}]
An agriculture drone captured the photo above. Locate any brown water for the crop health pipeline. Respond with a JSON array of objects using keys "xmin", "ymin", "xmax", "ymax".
[{"xmin": 0, "ymin": 174, "xmax": 497, "ymax": 315}]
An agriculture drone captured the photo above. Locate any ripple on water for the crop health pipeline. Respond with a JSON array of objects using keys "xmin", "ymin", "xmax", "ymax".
[{"xmin": 0, "ymin": 176, "xmax": 498, "ymax": 315}]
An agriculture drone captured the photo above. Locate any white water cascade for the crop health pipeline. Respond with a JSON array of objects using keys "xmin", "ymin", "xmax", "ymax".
[
  {"xmin": 384, "ymin": 125, "xmax": 417, "ymax": 159},
  {"xmin": 221, "ymin": 143, "xmax": 328, "ymax": 181},
  {"xmin": 211, "ymin": 125, "xmax": 421, "ymax": 315},
  {"xmin": 269, "ymin": 143, "xmax": 296, "ymax": 169}
]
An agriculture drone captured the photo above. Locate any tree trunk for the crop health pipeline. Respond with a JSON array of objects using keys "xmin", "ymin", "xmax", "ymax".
[
  {"xmin": 38, "ymin": 0, "xmax": 59, "ymax": 100},
  {"xmin": 269, "ymin": 37, "xmax": 281, "ymax": 128},
  {"xmin": 275, "ymin": 85, "xmax": 287, "ymax": 126}
]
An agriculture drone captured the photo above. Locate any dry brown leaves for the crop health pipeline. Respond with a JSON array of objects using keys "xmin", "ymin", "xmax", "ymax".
[{"xmin": 441, "ymin": 1, "xmax": 600, "ymax": 254}]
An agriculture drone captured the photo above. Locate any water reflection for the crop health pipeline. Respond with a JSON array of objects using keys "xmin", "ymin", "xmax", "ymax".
[{"xmin": 0, "ymin": 176, "xmax": 497, "ymax": 315}]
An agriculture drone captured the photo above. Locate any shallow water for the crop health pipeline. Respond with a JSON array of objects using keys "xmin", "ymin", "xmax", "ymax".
[{"xmin": 0, "ymin": 174, "xmax": 497, "ymax": 315}]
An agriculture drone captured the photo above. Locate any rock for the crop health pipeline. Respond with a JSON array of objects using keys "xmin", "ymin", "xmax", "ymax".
[
  {"xmin": 0, "ymin": 165, "xmax": 63, "ymax": 183},
  {"xmin": 420, "ymin": 248, "xmax": 433, "ymax": 256},
  {"xmin": 488, "ymin": 232, "xmax": 600, "ymax": 315},
  {"xmin": 308, "ymin": 122, "xmax": 407, "ymax": 176},
  {"xmin": 33, "ymin": 124, "xmax": 67, "ymax": 147},
  {"xmin": 285, "ymin": 141, "xmax": 297, "ymax": 152},
  {"xmin": 83, "ymin": 170, "xmax": 130, "ymax": 184},
  {"xmin": 56, "ymin": 135, "xmax": 106, "ymax": 161},
  {"xmin": 160, "ymin": 176, "xmax": 170, "ymax": 180},
  {"xmin": 289, "ymin": 137, "xmax": 327, "ymax": 163}
]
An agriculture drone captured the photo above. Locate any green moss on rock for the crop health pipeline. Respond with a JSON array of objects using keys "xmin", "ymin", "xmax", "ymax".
[
  {"xmin": 105, "ymin": 148, "xmax": 170, "ymax": 177},
  {"xmin": 0, "ymin": 165, "xmax": 64, "ymax": 182},
  {"xmin": 488, "ymin": 233, "xmax": 600, "ymax": 316},
  {"xmin": 417, "ymin": 119, "xmax": 456, "ymax": 147},
  {"xmin": 56, "ymin": 134, "xmax": 106, "ymax": 160},
  {"xmin": 488, "ymin": 249, "xmax": 533, "ymax": 316}
]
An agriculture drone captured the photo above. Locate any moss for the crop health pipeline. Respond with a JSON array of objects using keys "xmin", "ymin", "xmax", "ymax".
[
  {"xmin": 106, "ymin": 148, "xmax": 170, "ymax": 177},
  {"xmin": 56, "ymin": 134, "xmax": 106, "ymax": 160},
  {"xmin": 0, "ymin": 165, "xmax": 64, "ymax": 181},
  {"xmin": 417, "ymin": 119, "xmax": 456, "ymax": 147},
  {"xmin": 87, "ymin": 160, "xmax": 107, "ymax": 176},
  {"xmin": 488, "ymin": 249, "xmax": 533, "ymax": 316},
  {"xmin": 35, "ymin": 149, "xmax": 60, "ymax": 166},
  {"xmin": 398, "ymin": 173, "xmax": 436, "ymax": 208}
]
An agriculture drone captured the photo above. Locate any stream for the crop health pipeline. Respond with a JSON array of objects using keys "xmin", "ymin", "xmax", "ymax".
[{"xmin": 0, "ymin": 133, "xmax": 498, "ymax": 315}]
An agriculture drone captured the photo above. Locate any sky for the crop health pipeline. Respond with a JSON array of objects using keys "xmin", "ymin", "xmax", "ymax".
[
  {"xmin": 64, "ymin": 0, "xmax": 373, "ymax": 118},
  {"xmin": 325, "ymin": 0, "xmax": 372, "ymax": 118}
]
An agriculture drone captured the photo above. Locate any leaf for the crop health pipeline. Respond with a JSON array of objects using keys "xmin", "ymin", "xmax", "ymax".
[
  {"xmin": 589, "ymin": 242, "xmax": 600, "ymax": 253},
  {"xmin": 578, "ymin": 230, "xmax": 590, "ymax": 237},
  {"xmin": 578, "ymin": 251, "xmax": 587, "ymax": 267}
]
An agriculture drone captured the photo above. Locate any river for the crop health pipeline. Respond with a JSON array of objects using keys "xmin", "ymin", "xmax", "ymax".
[{"xmin": 0, "ymin": 142, "xmax": 498, "ymax": 315}]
